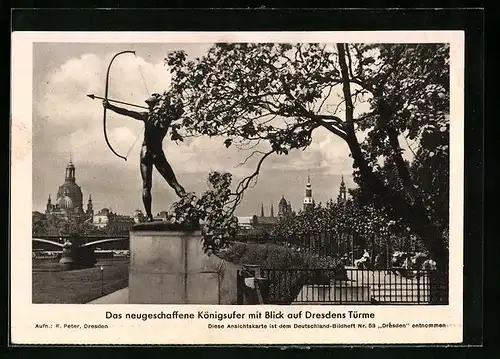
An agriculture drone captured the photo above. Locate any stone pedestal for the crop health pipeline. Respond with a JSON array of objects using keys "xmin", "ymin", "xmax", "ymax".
[{"xmin": 128, "ymin": 222, "xmax": 230, "ymax": 304}]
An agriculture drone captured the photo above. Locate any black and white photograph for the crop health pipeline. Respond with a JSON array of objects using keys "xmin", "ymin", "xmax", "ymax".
[{"xmin": 11, "ymin": 30, "xmax": 465, "ymax": 345}]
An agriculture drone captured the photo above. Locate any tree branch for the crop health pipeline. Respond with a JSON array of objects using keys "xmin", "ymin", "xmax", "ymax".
[
  {"xmin": 317, "ymin": 85, "xmax": 335, "ymax": 113},
  {"xmin": 236, "ymin": 150, "xmax": 267, "ymax": 167},
  {"xmin": 235, "ymin": 138, "xmax": 262, "ymax": 151},
  {"xmin": 346, "ymin": 44, "xmax": 355, "ymax": 79},
  {"xmin": 337, "ymin": 43, "xmax": 371, "ymax": 174},
  {"xmin": 403, "ymin": 134, "xmax": 417, "ymax": 158},
  {"xmin": 227, "ymin": 150, "xmax": 275, "ymax": 214}
]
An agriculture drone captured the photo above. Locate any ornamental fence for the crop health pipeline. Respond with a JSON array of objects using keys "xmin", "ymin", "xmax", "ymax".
[{"xmin": 237, "ymin": 267, "xmax": 448, "ymax": 305}]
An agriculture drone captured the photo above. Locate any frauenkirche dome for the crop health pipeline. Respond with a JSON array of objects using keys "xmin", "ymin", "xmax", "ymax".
[{"xmin": 56, "ymin": 195, "xmax": 74, "ymax": 209}]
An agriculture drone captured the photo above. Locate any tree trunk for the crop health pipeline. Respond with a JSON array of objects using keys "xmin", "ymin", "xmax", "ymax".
[{"xmin": 336, "ymin": 43, "xmax": 449, "ymax": 277}]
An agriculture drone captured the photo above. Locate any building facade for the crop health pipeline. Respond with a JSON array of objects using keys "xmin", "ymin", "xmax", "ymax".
[
  {"xmin": 93, "ymin": 208, "xmax": 135, "ymax": 232},
  {"xmin": 236, "ymin": 194, "xmax": 294, "ymax": 235},
  {"xmin": 252, "ymin": 203, "xmax": 278, "ymax": 231}
]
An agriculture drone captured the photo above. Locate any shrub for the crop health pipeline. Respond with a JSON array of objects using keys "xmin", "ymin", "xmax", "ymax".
[
  {"xmin": 219, "ymin": 241, "xmax": 346, "ymax": 304},
  {"xmin": 221, "ymin": 242, "xmax": 247, "ymax": 263}
]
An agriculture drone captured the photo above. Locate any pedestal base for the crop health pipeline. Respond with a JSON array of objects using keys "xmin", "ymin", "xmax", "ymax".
[{"xmin": 128, "ymin": 222, "xmax": 233, "ymax": 304}]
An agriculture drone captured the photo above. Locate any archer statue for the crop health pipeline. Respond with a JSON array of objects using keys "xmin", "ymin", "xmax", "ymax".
[{"xmin": 103, "ymin": 93, "xmax": 187, "ymax": 222}]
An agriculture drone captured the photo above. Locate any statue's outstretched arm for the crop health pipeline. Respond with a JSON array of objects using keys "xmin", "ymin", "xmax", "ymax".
[{"xmin": 103, "ymin": 100, "xmax": 147, "ymax": 121}]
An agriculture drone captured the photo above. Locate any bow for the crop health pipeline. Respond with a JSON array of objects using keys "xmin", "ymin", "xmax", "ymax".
[{"xmin": 103, "ymin": 50, "xmax": 137, "ymax": 161}]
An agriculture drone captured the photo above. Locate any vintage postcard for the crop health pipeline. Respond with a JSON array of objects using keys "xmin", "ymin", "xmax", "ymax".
[{"xmin": 11, "ymin": 30, "xmax": 464, "ymax": 345}]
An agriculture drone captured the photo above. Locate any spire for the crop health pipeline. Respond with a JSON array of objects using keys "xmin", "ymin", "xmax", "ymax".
[
  {"xmin": 46, "ymin": 194, "xmax": 52, "ymax": 213},
  {"xmin": 338, "ymin": 174, "xmax": 347, "ymax": 204},
  {"xmin": 260, "ymin": 203, "xmax": 264, "ymax": 217},
  {"xmin": 306, "ymin": 170, "xmax": 312, "ymax": 189},
  {"xmin": 86, "ymin": 193, "xmax": 94, "ymax": 216}
]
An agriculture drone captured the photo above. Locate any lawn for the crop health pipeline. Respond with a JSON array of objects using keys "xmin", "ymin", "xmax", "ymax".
[{"xmin": 32, "ymin": 258, "xmax": 129, "ymax": 304}]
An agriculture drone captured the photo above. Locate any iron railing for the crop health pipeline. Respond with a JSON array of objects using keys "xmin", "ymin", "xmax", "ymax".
[{"xmin": 238, "ymin": 268, "xmax": 448, "ymax": 305}]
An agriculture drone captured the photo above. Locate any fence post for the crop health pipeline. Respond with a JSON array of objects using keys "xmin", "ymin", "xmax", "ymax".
[
  {"xmin": 339, "ymin": 276, "xmax": 343, "ymax": 304},
  {"xmin": 429, "ymin": 270, "xmax": 448, "ymax": 305},
  {"xmin": 256, "ymin": 278, "xmax": 270, "ymax": 304},
  {"xmin": 236, "ymin": 270, "xmax": 243, "ymax": 304}
]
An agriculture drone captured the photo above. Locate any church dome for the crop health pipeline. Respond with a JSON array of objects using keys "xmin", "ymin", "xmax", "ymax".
[
  {"xmin": 56, "ymin": 183, "xmax": 83, "ymax": 211},
  {"xmin": 56, "ymin": 195, "xmax": 73, "ymax": 209},
  {"xmin": 96, "ymin": 208, "xmax": 113, "ymax": 216}
]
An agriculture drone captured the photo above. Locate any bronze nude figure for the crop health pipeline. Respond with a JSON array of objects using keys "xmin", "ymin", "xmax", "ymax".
[{"xmin": 102, "ymin": 93, "xmax": 186, "ymax": 222}]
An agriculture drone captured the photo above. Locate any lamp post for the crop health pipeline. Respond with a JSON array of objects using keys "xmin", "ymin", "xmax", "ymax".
[{"xmin": 100, "ymin": 266, "xmax": 104, "ymax": 295}]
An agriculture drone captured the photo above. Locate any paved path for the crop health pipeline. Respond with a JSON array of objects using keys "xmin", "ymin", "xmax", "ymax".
[
  {"xmin": 293, "ymin": 268, "xmax": 431, "ymax": 304},
  {"xmin": 87, "ymin": 287, "xmax": 129, "ymax": 304}
]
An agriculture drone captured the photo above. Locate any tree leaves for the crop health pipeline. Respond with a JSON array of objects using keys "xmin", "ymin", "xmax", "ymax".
[
  {"xmin": 267, "ymin": 198, "xmax": 426, "ymax": 254},
  {"xmin": 168, "ymin": 171, "xmax": 239, "ymax": 253},
  {"xmin": 158, "ymin": 43, "xmax": 449, "ymax": 259}
]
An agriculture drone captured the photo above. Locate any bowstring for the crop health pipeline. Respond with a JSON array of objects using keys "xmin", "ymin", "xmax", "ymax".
[
  {"xmin": 135, "ymin": 53, "xmax": 151, "ymax": 97},
  {"xmin": 126, "ymin": 126, "xmax": 145, "ymax": 159},
  {"xmin": 124, "ymin": 53, "xmax": 151, "ymax": 160}
]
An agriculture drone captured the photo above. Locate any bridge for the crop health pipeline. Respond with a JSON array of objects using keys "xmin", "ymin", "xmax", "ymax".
[
  {"xmin": 33, "ymin": 235, "xmax": 128, "ymax": 248},
  {"xmin": 32, "ymin": 235, "xmax": 129, "ymax": 269}
]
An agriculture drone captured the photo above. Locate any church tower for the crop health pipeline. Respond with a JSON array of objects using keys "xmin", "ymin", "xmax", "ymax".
[
  {"xmin": 270, "ymin": 204, "xmax": 274, "ymax": 217},
  {"xmin": 260, "ymin": 203, "xmax": 264, "ymax": 217},
  {"xmin": 337, "ymin": 175, "xmax": 347, "ymax": 204},
  {"xmin": 46, "ymin": 194, "xmax": 52, "ymax": 214},
  {"xmin": 87, "ymin": 194, "xmax": 94, "ymax": 218},
  {"xmin": 303, "ymin": 174, "xmax": 314, "ymax": 211},
  {"xmin": 278, "ymin": 195, "xmax": 293, "ymax": 220},
  {"xmin": 278, "ymin": 195, "xmax": 288, "ymax": 219}
]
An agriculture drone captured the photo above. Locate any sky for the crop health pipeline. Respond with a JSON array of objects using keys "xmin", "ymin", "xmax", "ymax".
[{"xmin": 32, "ymin": 42, "xmax": 360, "ymax": 217}]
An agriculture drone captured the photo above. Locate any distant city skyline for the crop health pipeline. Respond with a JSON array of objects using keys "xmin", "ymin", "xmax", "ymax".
[{"xmin": 35, "ymin": 157, "xmax": 354, "ymax": 217}]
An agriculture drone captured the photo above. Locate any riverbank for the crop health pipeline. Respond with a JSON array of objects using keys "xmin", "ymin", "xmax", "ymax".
[{"xmin": 32, "ymin": 258, "xmax": 129, "ymax": 304}]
